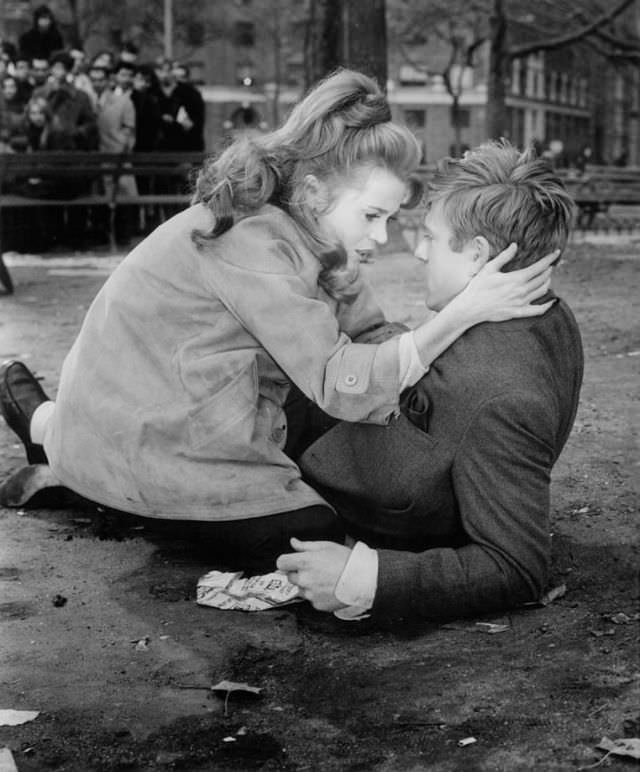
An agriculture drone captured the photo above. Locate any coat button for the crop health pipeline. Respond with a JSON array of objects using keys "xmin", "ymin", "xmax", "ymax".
[
  {"xmin": 271, "ymin": 427, "xmax": 285, "ymax": 444},
  {"xmin": 345, "ymin": 374, "xmax": 358, "ymax": 386}
]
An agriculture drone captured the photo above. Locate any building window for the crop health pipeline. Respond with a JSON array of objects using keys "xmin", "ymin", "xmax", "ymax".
[
  {"xmin": 404, "ymin": 109, "xmax": 426, "ymax": 128},
  {"xmin": 186, "ymin": 21, "xmax": 204, "ymax": 47},
  {"xmin": 451, "ymin": 107, "xmax": 470, "ymax": 128},
  {"xmin": 234, "ymin": 21, "xmax": 255, "ymax": 47},
  {"xmin": 511, "ymin": 59, "xmax": 520, "ymax": 94},
  {"xmin": 519, "ymin": 60, "xmax": 527, "ymax": 97}
]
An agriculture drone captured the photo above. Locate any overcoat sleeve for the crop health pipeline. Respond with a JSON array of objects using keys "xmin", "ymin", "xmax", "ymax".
[
  {"xmin": 201, "ymin": 233, "xmax": 401, "ymax": 424},
  {"xmin": 372, "ymin": 391, "xmax": 555, "ymax": 619}
]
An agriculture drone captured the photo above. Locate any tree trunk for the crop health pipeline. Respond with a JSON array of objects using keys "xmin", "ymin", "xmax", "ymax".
[
  {"xmin": 320, "ymin": 0, "xmax": 388, "ymax": 88},
  {"xmin": 321, "ymin": 0, "xmax": 343, "ymax": 76},
  {"xmin": 303, "ymin": 0, "xmax": 322, "ymax": 89},
  {"xmin": 487, "ymin": 0, "xmax": 510, "ymax": 139},
  {"xmin": 343, "ymin": 0, "xmax": 387, "ymax": 87},
  {"xmin": 64, "ymin": 0, "xmax": 83, "ymax": 49}
]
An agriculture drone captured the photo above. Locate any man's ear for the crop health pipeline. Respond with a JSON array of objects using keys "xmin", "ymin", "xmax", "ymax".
[
  {"xmin": 303, "ymin": 174, "xmax": 329, "ymax": 214},
  {"xmin": 469, "ymin": 235, "xmax": 491, "ymax": 275}
]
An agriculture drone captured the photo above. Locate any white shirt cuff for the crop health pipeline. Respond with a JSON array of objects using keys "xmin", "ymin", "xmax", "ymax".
[
  {"xmin": 398, "ymin": 331, "xmax": 429, "ymax": 391},
  {"xmin": 333, "ymin": 541, "xmax": 378, "ymax": 621}
]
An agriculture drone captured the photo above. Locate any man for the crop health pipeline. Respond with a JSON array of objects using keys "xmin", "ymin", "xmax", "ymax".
[
  {"xmin": 113, "ymin": 60, "xmax": 135, "ymax": 98},
  {"xmin": 18, "ymin": 5, "xmax": 64, "ymax": 63},
  {"xmin": 29, "ymin": 56, "xmax": 50, "ymax": 90},
  {"xmin": 33, "ymin": 50, "xmax": 97, "ymax": 150},
  {"xmin": 88, "ymin": 62, "xmax": 136, "ymax": 243},
  {"xmin": 154, "ymin": 58, "xmax": 204, "ymax": 152},
  {"xmin": 12, "ymin": 56, "xmax": 34, "ymax": 105},
  {"xmin": 278, "ymin": 140, "xmax": 584, "ymax": 622},
  {"xmin": 88, "ymin": 63, "xmax": 135, "ymax": 153}
]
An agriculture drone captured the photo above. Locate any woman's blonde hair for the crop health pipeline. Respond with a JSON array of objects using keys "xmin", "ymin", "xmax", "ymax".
[{"xmin": 192, "ymin": 68, "xmax": 422, "ymax": 297}]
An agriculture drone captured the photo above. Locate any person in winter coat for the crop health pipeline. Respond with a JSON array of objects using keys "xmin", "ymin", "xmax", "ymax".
[
  {"xmin": 0, "ymin": 69, "xmax": 556, "ymax": 572},
  {"xmin": 18, "ymin": 5, "xmax": 64, "ymax": 63},
  {"xmin": 277, "ymin": 140, "xmax": 582, "ymax": 622},
  {"xmin": 0, "ymin": 75, "xmax": 27, "ymax": 145},
  {"xmin": 32, "ymin": 50, "xmax": 97, "ymax": 150}
]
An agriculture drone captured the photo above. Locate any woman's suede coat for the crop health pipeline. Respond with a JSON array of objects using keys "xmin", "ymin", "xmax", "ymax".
[{"xmin": 45, "ymin": 204, "xmax": 402, "ymax": 520}]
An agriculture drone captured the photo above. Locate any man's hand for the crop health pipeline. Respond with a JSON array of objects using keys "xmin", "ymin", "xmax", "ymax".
[{"xmin": 276, "ymin": 538, "xmax": 352, "ymax": 612}]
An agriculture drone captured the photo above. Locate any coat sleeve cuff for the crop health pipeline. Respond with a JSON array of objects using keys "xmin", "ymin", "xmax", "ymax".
[{"xmin": 333, "ymin": 541, "xmax": 378, "ymax": 621}]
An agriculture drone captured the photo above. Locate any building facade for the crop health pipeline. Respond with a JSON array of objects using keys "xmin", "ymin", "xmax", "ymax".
[{"xmin": 2, "ymin": 0, "xmax": 639, "ymax": 164}]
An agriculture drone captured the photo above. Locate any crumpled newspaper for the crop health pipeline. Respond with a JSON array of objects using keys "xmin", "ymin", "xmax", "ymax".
[{"xmin": 196, "ymin": 569, "xmax": 302, "ymax": 611}]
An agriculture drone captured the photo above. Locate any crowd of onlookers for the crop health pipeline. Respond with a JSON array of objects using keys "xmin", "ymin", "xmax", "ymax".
[
  {"xmin": 0, "ymin": 5, "xmax": 208, "ymax": 252},
  {"xmin": 0, "ymin": 4, "xmax": 206, "ymax": 156}
]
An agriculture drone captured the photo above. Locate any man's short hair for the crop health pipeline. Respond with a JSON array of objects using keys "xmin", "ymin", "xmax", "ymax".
[
  {"xmin": 50, "ymin": 49, "xmax": 73, "ymax": 72},
  {"xmin": 427, "ymin": 140, "xmax": 575, "ymax": 271},
  {"xmin": 88, "ymin": 63, "xmax": 110, "ymax": 80},
  {"xmin": 115, "ymin": 59, "xmax": 135, "ymax": 75}
]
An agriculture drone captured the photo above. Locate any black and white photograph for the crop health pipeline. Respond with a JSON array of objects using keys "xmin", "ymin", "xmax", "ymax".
[{"xmin": 0, "ymin": 1, "xmax": 638, "ymax": 769}]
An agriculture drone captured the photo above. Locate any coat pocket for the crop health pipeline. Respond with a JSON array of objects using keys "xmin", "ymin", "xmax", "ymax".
[{"xmin": 187, "ymin": 362, "xmax": 257, "ymax": 452}]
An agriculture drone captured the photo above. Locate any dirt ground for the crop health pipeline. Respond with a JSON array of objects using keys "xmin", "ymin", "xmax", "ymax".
[{"xmin": 0, "ymin": 236, "xmax": 638, "ymax": 771}]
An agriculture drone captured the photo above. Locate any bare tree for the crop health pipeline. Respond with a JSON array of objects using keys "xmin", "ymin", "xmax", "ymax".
[
  {"xmin": 389, "ymin": 0, "xmax": 640, "ymax": 140},
  {"xmin": 389, "ymin": 0, "xmax": 489, "ymax": 156},
  {"xmin": 61, "ymin": 0, "xmax": 227, "ymax": 60},
  {"xmin": 319, "ymin": 0, "xmax": 388, "ymax": 87},
  {"xmin": 487, "ymin": 0, "xmax": 640, "ymax": 138}
]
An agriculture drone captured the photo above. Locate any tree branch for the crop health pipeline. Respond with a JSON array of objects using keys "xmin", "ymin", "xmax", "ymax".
[{"xmin": 508, "ymin": 0, "xmax": 636, "ymax": 57}]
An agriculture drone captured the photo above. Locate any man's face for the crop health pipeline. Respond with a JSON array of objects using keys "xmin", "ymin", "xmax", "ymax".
[
  {"xmin": 172, "ymin": 64, "xmax": 187, "ymax": 83},
  {"xmin": 115, "ymin": 66, "xmax": 133, "ymax": 91},
  {"xmin": 37, "ymin": 16, "xmax": 52, "ymax": 32},
  {"xmin": 133, "ymin": 72, "xmax": 149, "ymax": 92},
  {"xmin": 415, "ymin": 201, "xmax": 477, "ymax": 311},
  {"xmin": 50, "ymin": 61, "xmax": 68, "ymax": 85},
  {"xmin": 156, "ymin": 62, "xmax": 174, "ymax": 87},
  {"xmin": 14, "ymin": 60, "xmax": 30, "ymax": 81},
  {"xmin": 89, "ymin": 68, "xmax": 108, "ymax": 95},
  {"xmin": 70, "ymin": 50, "xmax": 85, "ymax": 73},
  {"xmin": 31, "ymin": 59, "xmax": 49, "ymax": 85}
]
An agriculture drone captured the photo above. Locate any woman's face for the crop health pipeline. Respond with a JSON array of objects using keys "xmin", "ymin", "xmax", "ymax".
[
  {"xmin": 28, "ymin": 103, "xmax": 46, "ymax": 127},
  {"xmin": 316, "ymin": 166, "xmax": 407, "ymax": 265},
  {"xmin": 2, "ymin": 78, "xmax": 17, "ymax": 100}
]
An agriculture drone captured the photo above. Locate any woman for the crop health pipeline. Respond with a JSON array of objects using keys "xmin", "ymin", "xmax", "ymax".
[
  {"xmin": 8, "ymin": 95, "xmax": 52, "ymax": 151},
  {"xmin": 0, "ymin": 75, "xmax": 28, "ymax": 147},
  {"xmin": 0, "ymin": 69, "xmax": 555, "ymax": 569}
]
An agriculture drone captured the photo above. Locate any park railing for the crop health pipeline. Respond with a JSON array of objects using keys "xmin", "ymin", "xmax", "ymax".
[{"xmin": 0, "ymin": 151, "xmax": 208, "ymax": 293}]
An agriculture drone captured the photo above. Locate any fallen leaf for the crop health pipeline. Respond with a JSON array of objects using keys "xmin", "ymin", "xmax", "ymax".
[
  {"xmin": 597, "ymin": 736, "xmax": 640, "ymax": 760},
  {"xmin": 133, "ymin": 636, "xmax": 150, "ymax": 651},
  {"xmin": 540, "ymin": 584, "xmax": 567, "ymax": 606},
  {"xmin": 609, "ymin": 612, "xmax": 632, "ymax": 624},
  {"xmin": 211, "ymin": 680, "xmax": 262, "ymax": 696},
  {"xmin": 442, "ymin": 621, "xmax": 510, "ymax": 634},
  {"xmin": 0, "ymin": 709, "xmax": 39, "ymax": 726},
  {"xmin": 474, "ymin": 622, "xmax": 510, "ymax": 634},
  {"xmin": 589, "ymin": 628, "xmax": 616, "ymax": 637}
]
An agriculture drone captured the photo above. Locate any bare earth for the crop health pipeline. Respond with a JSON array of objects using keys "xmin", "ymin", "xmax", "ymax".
[{"xmin": 0, "ymin": 236, "xmax": 638, "ymax": 771}]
